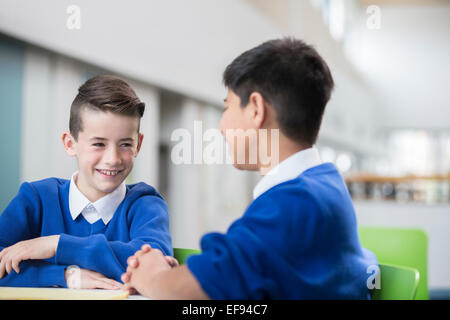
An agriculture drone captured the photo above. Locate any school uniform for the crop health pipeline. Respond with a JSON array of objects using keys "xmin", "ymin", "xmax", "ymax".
[
  {"xmin": 0, "ymin": 173, "xmax": 172, "ymax": 287},
  {"xmin": 187, "ymin": 147, "xmax": 378, "ymax": 299}
]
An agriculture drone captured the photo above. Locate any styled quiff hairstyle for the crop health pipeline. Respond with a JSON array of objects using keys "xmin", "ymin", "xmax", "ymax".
[{"xmin": 69, "ymin": 75, "xmax": 145, "ymax": 140}]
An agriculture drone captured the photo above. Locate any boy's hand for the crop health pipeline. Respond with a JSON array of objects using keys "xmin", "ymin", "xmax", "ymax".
[
  {"xmin": 0, "ymin": 235, "xmax": 60, "ymax": 278},
  {"xmin": 124, "ymin": 244, "xmax": 179, "ymax": 270},
  {"xmin": 121, "ymin": 244, "xmax": 176, "ymax": 297},
  {"xmin": 65, "ymin": 267, "xmax": 123, "ymax": 290}
]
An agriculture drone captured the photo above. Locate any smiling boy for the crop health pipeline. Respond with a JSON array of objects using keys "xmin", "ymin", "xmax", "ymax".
[
  {"xmin": 122, "ymin": 38, "xmax": 377, "ymax": 299},
  {"xmin": 0, "ymin": 75, "xmax": 172, "ymax": 288}
]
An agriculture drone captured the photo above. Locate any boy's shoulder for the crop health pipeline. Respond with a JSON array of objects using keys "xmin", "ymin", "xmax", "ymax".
[
  {"xmin": 24, "ymin": 177, "xmax": 70, "ymax": 193},
  {"xmin": 30, "ymin": 177, "xmax": 70, "ymax": 185},
  {"xmin": 238, "ymin": 162, "xmax": 352, "ymax": 234},
  {"xmin": 125, "ymin": 182, "xmax": 165, "ymax": 201},
  {"xmin": 122, "ymin": 182, "xmax": 168, "ymax": 216},
  {"xmin": 243, "ymin": 163, "xmax": 351, "ymax": 224},
  {"xmin": 13, "ymin": 178, "xmax": 70, "ymax": 206},
  {"xmin": 257, "ymin": 162, "xmax": 341, "ymax": 202}
]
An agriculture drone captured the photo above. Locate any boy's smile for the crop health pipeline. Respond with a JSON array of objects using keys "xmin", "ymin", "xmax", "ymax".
[
  {"xmin": 63, "ymin": 108, "xmax": 143, "ymax": 202},
  {"xmin": 96, "ymin": 169, "xmax": 122, "ymax": 177}
]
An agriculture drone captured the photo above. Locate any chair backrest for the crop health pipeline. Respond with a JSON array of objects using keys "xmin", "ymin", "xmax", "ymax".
[
  {"xmin": 371, "ymin": 263, "xmax": 420, "ymax": 300},
  {"xmin": 173, "ymin": 247, "xmax": 201, "ymax": 265},
  {"xmin": 359, "ymin": 226, "xmax": 428, "ymax": 299}
]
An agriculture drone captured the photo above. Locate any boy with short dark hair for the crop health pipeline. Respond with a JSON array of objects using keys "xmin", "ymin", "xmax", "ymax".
[
  {"xmin": 0, "ymin": 75, "xmax": 172, "ymax": 289},
  {"xmin": 122, "ymin": 38, "xmax": 378, "ymax": 299}
]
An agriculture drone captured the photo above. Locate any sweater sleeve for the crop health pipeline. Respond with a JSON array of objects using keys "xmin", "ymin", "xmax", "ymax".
[
  {"xmin": 0, "ymin": 260, "xmax": 68, "ymax": 288},
  {"xmin": 0, "ymin": 182, "xmax": 68, "ymax": 288},
  {"xmin": 186, "ymin": 195, "xmax": 288, "ymax": 299},
  {"xmin": 54, "ymin": 195, "xmax": 172, "ymax": 282}
]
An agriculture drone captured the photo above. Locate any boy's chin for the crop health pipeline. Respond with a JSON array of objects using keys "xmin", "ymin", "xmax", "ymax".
[
  {"xmin": 95, "ymin": 177, "xmax": 126, "ymax": 193},
  {"xmin": 232, "ymin": 162, "xmax": 259, "ymax": 171}
]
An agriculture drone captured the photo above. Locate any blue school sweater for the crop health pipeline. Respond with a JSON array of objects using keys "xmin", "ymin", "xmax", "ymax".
[
  {"xmin": 187, "ymin": 163, "xmax": 378, "ymax": 299},
  {"xmin": 0, "ymin": 178, "xmax": 172, "ymax": 288}
]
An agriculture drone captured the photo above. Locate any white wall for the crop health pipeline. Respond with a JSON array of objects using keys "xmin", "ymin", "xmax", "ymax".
[
  {"xmin": 21, "ymin": 47, "xmax": 81, "ymax": 182},
  {"xmin": 21, "ymin": 46, "xmax": 56, "ymax": 181},
  {"xmin": 346, "ymin": 4, "xmax": 450, "ymax": 130}
]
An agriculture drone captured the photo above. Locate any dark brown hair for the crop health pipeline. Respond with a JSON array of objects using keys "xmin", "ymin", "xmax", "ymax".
[{"xmin": 69, "ymin": 75, "xmax": 145, "ymax": 140}]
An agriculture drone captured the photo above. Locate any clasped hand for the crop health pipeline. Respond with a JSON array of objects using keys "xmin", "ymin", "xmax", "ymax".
[{"xmin": 121, "ymin": 244, "xmax": 178, "ymax": 296}]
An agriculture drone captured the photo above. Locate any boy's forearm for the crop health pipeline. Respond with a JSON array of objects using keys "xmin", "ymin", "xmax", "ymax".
[
  {"xmin": 144, "ymin": 265, "xmax": 209, "ymax": 300},
  {"xmin": 0, "ymin": 260, "xmax": 67, "ymax": 287}
]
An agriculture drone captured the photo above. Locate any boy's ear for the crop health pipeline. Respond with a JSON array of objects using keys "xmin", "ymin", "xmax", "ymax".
[
  {"xmin": 135, "ymin": 133, "xmax": 144, "ymax": 157},
  {"xmin": 62, "ymin": 132, "xmax": 77, "ymax": 157},
  {"xmin": 248, "ymin": 92, "xmax": 266, "ymax": 129}
]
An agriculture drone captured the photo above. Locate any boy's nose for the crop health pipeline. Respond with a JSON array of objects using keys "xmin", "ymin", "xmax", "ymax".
[{"xmin": 104, "ymin": 147, "xmax": 122, "ymax": 166}]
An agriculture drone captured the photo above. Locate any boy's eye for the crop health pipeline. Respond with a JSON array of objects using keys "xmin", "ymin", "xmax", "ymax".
[
  {"xmin": 121, "ymin": 143, "xmax": 133, "ymax": 148},
  {"xmin": 92, "ymin": 143, "xmax": 105, "ymax": 147}
]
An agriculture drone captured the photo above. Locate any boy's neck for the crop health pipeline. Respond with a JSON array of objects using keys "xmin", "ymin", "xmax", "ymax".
[
  {"xmin": 259, "ymin": 135, "xmax": 309, "ymax": 176},
  {"xmin": 74, "ymin": 172, "xmax": 108, "ymax": 203}
]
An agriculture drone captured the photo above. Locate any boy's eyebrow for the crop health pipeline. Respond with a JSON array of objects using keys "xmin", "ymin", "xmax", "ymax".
[
  {"xmin": 223, "ymin": 98, "xmax": 227, "ymax": 102},
  {"xmin": 119, "ymin": 137, "xmax": 135, "ymax": 142},
  {"xmin": 89, "ymin": 137, "xmax": 135, "ymax": 142}
]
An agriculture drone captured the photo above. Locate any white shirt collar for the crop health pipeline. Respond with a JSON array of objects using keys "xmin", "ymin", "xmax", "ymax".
[
  {"xmin": 253, "ymin": 147, "xmax": 322, "ymax": 199},
  {"xmin": 68, "ymin": 172, "xmax": 126, "ymax": 224}
]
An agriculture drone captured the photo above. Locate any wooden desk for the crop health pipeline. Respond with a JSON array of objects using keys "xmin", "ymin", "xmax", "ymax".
[{"xmin": 0, "ymin": 287, "xmax": 132, "ymax": 300}]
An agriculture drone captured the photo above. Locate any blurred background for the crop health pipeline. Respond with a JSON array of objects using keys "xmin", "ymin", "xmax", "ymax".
[{"xmin": 0, "ymin": 0, "xmax": 449, "ymax": 298}]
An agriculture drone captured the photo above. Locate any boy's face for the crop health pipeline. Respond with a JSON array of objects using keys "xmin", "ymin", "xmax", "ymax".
[
  {"xmin": 63, "ymin": 108, "xmax": 143, "ymax": 202},
  {"xmin": 220, "ymin": 89, "xmax": 259, "ymax": 171}
]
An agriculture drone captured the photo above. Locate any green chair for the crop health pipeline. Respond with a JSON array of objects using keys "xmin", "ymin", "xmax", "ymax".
[
  {"xmin": 371, "ymin": 263, "xmax": 420, "ymax": 300},
  {"xmin": 173, "ymin": 248, "xmax": 201, "ymax": 265},
  {"xmin": 359, "ymin": 226, "xmax": 428, "ymax": 300}
]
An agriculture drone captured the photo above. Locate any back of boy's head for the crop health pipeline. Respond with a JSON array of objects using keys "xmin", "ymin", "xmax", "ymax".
[
  {"xmin": 223, "ymin": 37, "xmax": 334, "ymax": 146},
  {"xmin": 70, "ymin": 75, "xmax": 145, "ymax": 140}
]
